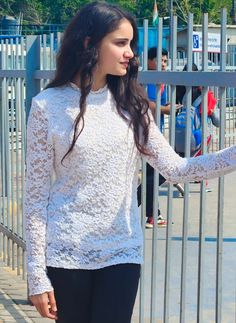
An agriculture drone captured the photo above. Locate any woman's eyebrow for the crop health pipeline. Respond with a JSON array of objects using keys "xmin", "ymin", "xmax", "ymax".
[{"xmin": 113, "ymin": 37, "xmax": 130, "ymax": 41}]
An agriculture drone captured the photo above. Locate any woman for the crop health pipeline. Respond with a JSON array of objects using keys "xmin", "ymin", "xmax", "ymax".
[{"xmin": 25, "ymin": 2, "xmax": 236, "ymax": 322}]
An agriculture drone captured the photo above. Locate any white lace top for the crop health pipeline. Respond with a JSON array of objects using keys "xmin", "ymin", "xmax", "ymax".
[{"xmin": 24, "ymin": 83, "xmax": 236, "ymax": 296}]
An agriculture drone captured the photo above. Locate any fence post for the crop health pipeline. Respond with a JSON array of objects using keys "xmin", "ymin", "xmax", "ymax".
[
  {"xmin": 25, "ymin": 36, "xmax": 41, "ymax": 122},
  {"xmin": 25, "ymin": 34, "xmax": 41, "ymax": 304},
  {"xmin": 0, "ymin": 41, "xmax": 7, "ymax": 200},
  {"xmin": 139, "ymin": 18, "xmax": 148, "ymax": 323},
  {"xmin": 216, "ymin": 8, "xmax": 227, "ymax": 323}
]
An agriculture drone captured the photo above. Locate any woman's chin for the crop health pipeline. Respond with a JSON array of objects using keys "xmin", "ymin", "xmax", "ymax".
[{"xmin": 110, "ymin": 70, "xmax": 127, "ymax": 77}]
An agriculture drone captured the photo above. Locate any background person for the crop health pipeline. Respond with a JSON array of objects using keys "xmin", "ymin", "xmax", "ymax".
[
  {"xmin": 137, "ymin": 47, "xmax": 181, "ymax": 228},
  {"xmin": 146, "ymin": 47, "xmax": 170, "ymax": 130},
  {"xmin": 176, "ymin": 63, "xmax": 220, "ymax": 145},
  {"xmin": 176, "ymin": 63, "xmax": 220, "ymax": 191}
]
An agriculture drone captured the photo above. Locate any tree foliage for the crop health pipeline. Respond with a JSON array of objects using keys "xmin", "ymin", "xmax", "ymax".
[
  {"xmin": 174, "ymin": 0, "xmax": 233, "ymax": 24},
  {"xmin": 0, "ymin": 0, "xmax": 234, "ymax": 26}
]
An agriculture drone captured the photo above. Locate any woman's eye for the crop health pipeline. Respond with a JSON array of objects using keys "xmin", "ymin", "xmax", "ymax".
[{"xmin": 116, "ymin": 41, "xmax": 126, "ymax": 46}]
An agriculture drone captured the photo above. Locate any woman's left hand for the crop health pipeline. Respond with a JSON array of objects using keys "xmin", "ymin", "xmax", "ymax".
[{"xmin": 30, "ymin": 290, "xmax": 58, "ymax": 320}]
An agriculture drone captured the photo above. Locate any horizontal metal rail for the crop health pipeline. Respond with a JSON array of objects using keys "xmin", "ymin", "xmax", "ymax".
[
  {"xmin": 0, "ymin": 70, "xmax": 25, "ymax": 78},
  {"xmin": 1, "ymin": 70, "xmax": 235, "ymax": 88},
  {"xmin": 139, "ymin": 71, "xmax": 236, "ymax": 87},
  {"xmin": 0, "ymin": 223, "xmax": 26, "ymax": 250}
]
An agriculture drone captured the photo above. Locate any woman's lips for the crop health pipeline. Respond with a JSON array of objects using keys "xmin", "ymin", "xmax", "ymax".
[{"xmin": 120, "ymin": 62, "xmax": 129, "ymax": 68}]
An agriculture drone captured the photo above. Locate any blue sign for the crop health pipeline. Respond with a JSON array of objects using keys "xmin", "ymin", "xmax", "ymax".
[{"xmin": 193, "ymin": 34, "xmax": 200, "ymax": 49}]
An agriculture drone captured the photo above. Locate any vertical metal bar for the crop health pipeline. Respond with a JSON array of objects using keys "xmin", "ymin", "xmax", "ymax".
[
  {"xmin": 0, "ymin": 40, "xmax": 2, "ymax": 256},
  {"xmin": 139, "ymin": 18, "xmax": 148, "ymax": 323},
  {"xmin": 155, "ymin": 20, "xmax": 163, "ymax": 130},
  {"xmin": 4, "ymin": 39, "xmax": 11, "ymax": 267},
  {"xmin": 180, "ymin": 13, "xmax": 193, "ymax": 323},
  {"xmin": 10, "ymin": 78, "xmax": 16, "ymax": 271},
  {"xmin": 50, "ymin": 33, "xmax": 54, "ymax": 70},
  {"xmin": 0, "ymin": 39, "xmax": 5, "ymax": 258},
  {"xmin": 25, "ymin": 36, "xmax": 41, "ymax": 121},
  {"xmin": 142, "ymin": 20, "xmax": 148, "ymax": 72},
  {"xmin": 150, "ymin": 17, "xmax": 163, "ymax": 323},
  {"xmin": 57, "ymin": 32, "xmax": 61, "ymax": 53},
  {"xmin": 43, "ymin": 34, "xmax": 48, "ymax": 88},
  {"xmin": 43, "ymin": 34, "xmax": 47, "ymax": 69},
  {"xmin": 9, "ymin": 38, "xmax": 16, "ymax": 271},
  {"xmin": 169, "ymin": 16, "xmax": 177, "ymax": 146},
  {"xmin": 163, "ymin": 15, "xmax": 177, "ymax": 323},
  {"xmin": 216, "ymin": 8, "xmax": 227, "ymax": 323},
  {"xmin": 197, "ymin": 13, "xmax": 208, "ymax": 323},
  {"xmin": 21, "ymin": 36, "xmax": 27, "ymax": 279},
  {"xmin": 169, "ymin": 0, "xmax": 174, "ymax": 56},
  {"xmin": 15, "ymin": 37, "xmax": 21, "ymax": 275},
  {"xmin": 2, "ymin": 39, "xmax": 6, "ymax": 262}
]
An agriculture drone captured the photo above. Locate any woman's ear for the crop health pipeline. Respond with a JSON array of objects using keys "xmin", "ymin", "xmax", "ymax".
[{"xmin": 84, "ymin": 37, "xmax": 91, "ymax": 49}]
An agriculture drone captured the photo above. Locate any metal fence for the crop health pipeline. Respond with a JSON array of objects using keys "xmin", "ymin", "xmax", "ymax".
[
  {"xmin": 138, "ymin": 10, "xmax": 236, "ymax": 323},
  {"xmin": 0, "ymin": 9, "xmax": 236, "ymax": 323}
]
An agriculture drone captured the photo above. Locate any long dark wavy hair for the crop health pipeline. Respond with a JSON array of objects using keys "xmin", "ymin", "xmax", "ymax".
[{"xmin": 46, "ymin": 1, "xmax": 150, "ymax": 163}]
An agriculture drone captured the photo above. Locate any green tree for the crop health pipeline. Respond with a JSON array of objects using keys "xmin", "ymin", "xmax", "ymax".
[
  {"xmin": 0, "ymin": 0, "xmax": 16, "ymax": 17},
  {"xmin": 0, "ymin": 0, "xmax": 234, "ymax": 26},
  {"xmin": 0, "ymin": 0, "xmax": 46, "ymax": 24},
  {"xmin": 107, "ymin": 0, "xmax": 168, "ymax": 26},
  {"xmin": 42, "ymin": 0, "xmax": 90, "ymax": 24},
  {"xmin": 18, "ymin": 0, "xmax": 45, "ymax": 24},
  {"xmin": 174, "ymin": 0, "xmax": 233, "ymax": 24}
]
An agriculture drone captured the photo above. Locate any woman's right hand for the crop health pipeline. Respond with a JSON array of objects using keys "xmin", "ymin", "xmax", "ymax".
[{"xmin": 30, "ymin": 290, "xmax": 58, "ymax": 320}]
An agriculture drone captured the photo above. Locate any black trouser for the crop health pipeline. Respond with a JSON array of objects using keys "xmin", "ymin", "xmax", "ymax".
[
  {"xmin": 137, "ymin": 164, "xmax": 166, "ymax": 217},
  {"xmin": 47, "ymin": 263, "xmax": 140, "ymax": 323}
]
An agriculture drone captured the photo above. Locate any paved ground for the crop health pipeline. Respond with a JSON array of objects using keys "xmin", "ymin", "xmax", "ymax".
[
  {"xmin": 0, "ymin": 172, "xmax": 235, "ymax": 322},
  {"xmin": 0, "ymin": 263, "xmax": 49, "ymax": 323}
]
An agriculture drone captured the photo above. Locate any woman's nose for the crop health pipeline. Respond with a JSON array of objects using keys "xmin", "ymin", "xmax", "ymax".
[{"xmin": 124, "ymin": 48, "xmax": 134, "ymax": 58}]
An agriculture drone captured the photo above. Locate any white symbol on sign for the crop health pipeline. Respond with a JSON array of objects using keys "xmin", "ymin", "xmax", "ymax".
[{"xmin": 193, "ymin": 35, "xmax": 199, "ymax": 49}]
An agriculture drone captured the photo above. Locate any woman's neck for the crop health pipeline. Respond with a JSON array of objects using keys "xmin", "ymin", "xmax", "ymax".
[{"xmin": 73, "ymin": 73, "xmax": 107, "ymax": 92}]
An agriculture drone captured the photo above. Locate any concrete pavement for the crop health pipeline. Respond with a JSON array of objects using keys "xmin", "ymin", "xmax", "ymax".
[
  {"xmin": 0, "ymin": 261, "xmax": 50, "ymax": 323},
  {"xmin": 0, "ymin": 172, "xmax": 235, "ymax": 322}
]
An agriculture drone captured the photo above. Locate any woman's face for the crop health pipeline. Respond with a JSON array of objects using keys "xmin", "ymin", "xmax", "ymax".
[{"xmin": 95, "ymin": 19, "xmax": 134, "ymax": 80}]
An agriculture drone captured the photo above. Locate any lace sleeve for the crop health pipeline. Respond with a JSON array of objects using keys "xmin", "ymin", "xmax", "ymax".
[
  {"xmin": 143, "ymin": 116, "xmax": 236, "ymax": 183},
  {"xmin": 24, "ymin": 99, "xmax": 54, "ymax": 296}
]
